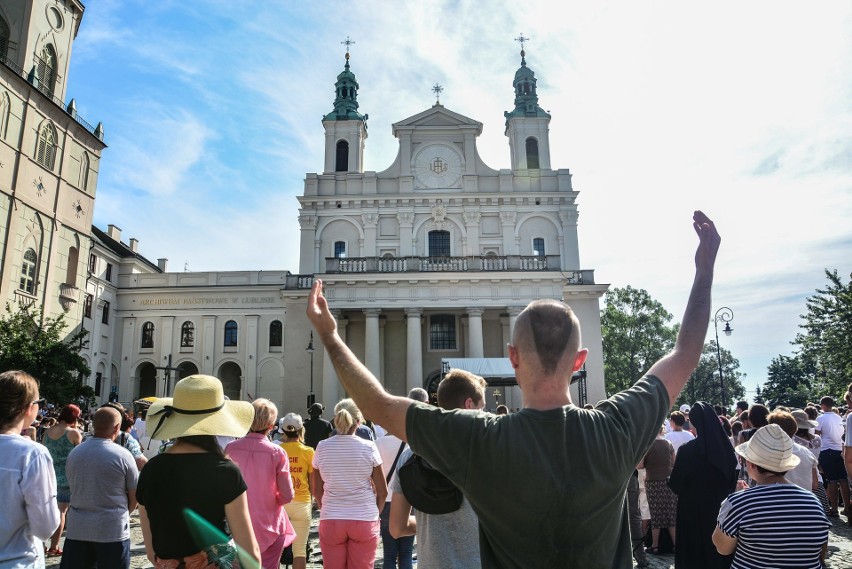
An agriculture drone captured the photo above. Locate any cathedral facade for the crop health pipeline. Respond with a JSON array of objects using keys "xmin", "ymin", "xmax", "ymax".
[{"xmin": 105, "ymin": 48, "xmax": 608, "ymax": 412}]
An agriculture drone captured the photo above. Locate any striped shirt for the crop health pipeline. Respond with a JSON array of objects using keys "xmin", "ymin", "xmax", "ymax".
[
  {"xmin": 718, "ymin": 483, "xmax": 830, "ymax": 569},
  {"xmin": 313, "ymin": 434, "xmax": 382, "ymax": 521}
]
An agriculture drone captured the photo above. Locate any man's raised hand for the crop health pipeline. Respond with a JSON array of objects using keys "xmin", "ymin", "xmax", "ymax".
[
  {"xmin": 693, "ymin": 210, "xmax": 720, "ymax": 273},
  {"xmin": 307, "ymin": 279, "xmax": 337, "ymax": 340}
]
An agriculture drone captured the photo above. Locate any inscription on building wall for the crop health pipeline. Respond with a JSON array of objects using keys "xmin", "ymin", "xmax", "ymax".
[{"xmin": 139, "ymin": 297, "xmax": 276, "ymax": 306}]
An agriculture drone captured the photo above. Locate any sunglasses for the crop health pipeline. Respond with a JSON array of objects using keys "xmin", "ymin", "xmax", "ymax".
[{"xmin": 32, "ymin": 398, "xmax": 46, "ymax": 407}]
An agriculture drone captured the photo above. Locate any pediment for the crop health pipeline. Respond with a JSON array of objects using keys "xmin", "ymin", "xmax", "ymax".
[{"xmin": 393, "ymin": 104, "xmax": 483, "ymax": 134}]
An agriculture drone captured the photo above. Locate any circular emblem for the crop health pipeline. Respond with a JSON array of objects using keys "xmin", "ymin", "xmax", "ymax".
[{"xmin": 413, "ymin": 144, "xmax": 463, "ymax": 189}]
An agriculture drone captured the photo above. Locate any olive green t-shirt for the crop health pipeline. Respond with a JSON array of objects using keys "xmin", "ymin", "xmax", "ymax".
[{"xmin": 406, "ymin": 374, "xmax": 669, "ymax": 569}]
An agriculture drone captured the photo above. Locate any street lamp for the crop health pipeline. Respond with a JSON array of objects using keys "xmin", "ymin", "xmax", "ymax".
[
  {"xmin": 306, "ymin": 331, "xmax": 315, "ymax": 410},
  {"xmin": 713, "ymin": 307, "xmax": 734, "ymax": 409}
]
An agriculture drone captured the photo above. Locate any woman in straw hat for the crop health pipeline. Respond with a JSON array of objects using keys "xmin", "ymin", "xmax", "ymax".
[
  {"xmin": 311, "ymin": 399, "xmax": 387, "ymax": 569},
  {"xmin": 225, "ymin": 399, "xmax": 296, "ymax": 569},
  {"xmin": 278, "ymin": 412, "xmax": 315, "ymax": 569},
  {"xmin": 0, "ymin": 371, "xmax": 60, "ymax": 568},
  {"xmin": 712, "ymin": 424, "xmax": 830, "ymax": 569},
  {"xmin": 136, "ymin": 375, "xmax": 261, "ymax": 568}
]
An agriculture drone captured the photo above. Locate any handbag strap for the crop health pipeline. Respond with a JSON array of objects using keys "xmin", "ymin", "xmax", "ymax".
[{"xmin": 386, "ymin": 441, "xmax": 407, "ymax": 484}]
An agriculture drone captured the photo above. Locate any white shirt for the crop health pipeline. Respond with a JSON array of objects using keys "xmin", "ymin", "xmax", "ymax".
[
  {"xmin": 665, "ymin": 429, "xmax": 695, "ymax": 454},
  {"xmin": 786, "ymin": 441, "xmax": 817, "ymax": 491},
  {"xmin": 313, "ymin": 434, "xmax": 382, "ymax": 521},
  {"xmin": 374, "ymin": 434, "xmax": 406, "ymax": 503},
  {"xmin": 816, "ymin": 412, "xmax": 844, "ymax": 451}
]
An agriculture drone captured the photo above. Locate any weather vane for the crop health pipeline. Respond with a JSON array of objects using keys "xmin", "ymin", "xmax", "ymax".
[{"xmin": 432, "ymin": 83, "xmax": 444, "ymax": 104}]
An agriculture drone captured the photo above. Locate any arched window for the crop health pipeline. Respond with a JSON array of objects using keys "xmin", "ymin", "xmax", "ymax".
[
  {"xmin": 428, "ymin": 230, "xmax": 451, "ymax": 257},
  {"xmin": 36, "ymin": 121, "xmax": 57, "ymax": 169},
  {"xmin": 79, "ymin": 152, "xmax": 90, "ymax": 192},
  {"xmin": 525, "ymin": 137, "xmax": 540, "ymax": 170},
  {"xmin": 141, "ymin": 322, "xmax": 154, "ymax": 348},
  {"xmin": 533, "ymin": 238, "xmax": 545, "ymax": 256},
  {"xmin": 0, "ymin": 16, "xmax": 9, "ymax": 59},
  {"xmin": 269, "ymin": 320, "xmax": 282, "ymax": 348},
  {"xmin": 65, "ymin": 246, "xmax": 78, "ymax": 285},
  {"xmin": 335, "ymin": 140, "xmax": 349, "ymax": 172},
  {"xmin": 36, "ymin": 44, "xmax": 58, "ymax": 96},
  {"xmin": 19, "ymin": 248, "xmax": 37, "ymax": 294},
  {"xmin": 334, "ymin": 241, "xmax": 347, "ymax": 258},
  {"xmin": 0, "ymin": 92, "xmax": 10, "ymax": 140},
  {"xmin": 180, "ymin": 321, "xmax": 194, "ymax": 348},
  {"xmin": 224, "ymin": 320, "xmax": 238, "ymax": 347}
]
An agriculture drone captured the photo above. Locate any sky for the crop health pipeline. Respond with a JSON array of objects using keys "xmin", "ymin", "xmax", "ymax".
[{"xmin": 66, "ymin": 1, "xmax": 852, "ymax": 401}]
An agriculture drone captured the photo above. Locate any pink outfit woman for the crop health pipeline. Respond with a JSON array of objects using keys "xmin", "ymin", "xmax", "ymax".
[{"xmin": 226, "ymin": 433, "xmax": 296, "ymax": 568}]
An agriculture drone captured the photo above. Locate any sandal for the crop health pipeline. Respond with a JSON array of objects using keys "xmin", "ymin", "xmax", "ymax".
[
  {"xmin": 46, "ymin": 548, "xmax": 63, "ymax": 556},
  {"xmin": 645, "ymin": 546, "xmax": 660, "ymax": 554}
]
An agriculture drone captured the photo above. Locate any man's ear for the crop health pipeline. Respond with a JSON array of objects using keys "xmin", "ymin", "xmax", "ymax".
[
  {"xmin": 573, "ymin": 348, "xmax": 589, "ymax": 372},
  {"xmin": 508, "ymin": 344, "xmax": 520, "ymax": 369}
]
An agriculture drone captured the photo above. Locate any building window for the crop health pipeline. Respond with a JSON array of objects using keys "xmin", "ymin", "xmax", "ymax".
[
  {"xmin": 35, "ymin": 44, "xmax": 57, "ymax": 96},
  {"xmin": 19, "ymin": 248, "xmax": 37, "ymax": 294},
  {"xmin": 269, "ymin": 320, "xmax": 283, "ymax": 348},
  {"xmin": 0, "ymin": 92, "xmax": 10, "ymax": 140},
  {"xmin": 525, "ymin": 137, "xmax": 540, "ymax": 170},
  {"xmin": 94, "ymin": 372, "xmax": 102, "ymax": 396},
  {"xmin": 36, "ymin": 121, "xmax": 57, "ymax": 170},
  {"xmin": 428, "ymin": 230, "xmax": 451, "ymax": 257},
  {"xmin": 430, "ymin": 314, "xmax": 457, "ymax": 350},
  {"xmin": 141, "ymin": 322, "xmax": 154, "ymax": 348},
  {"xmin": 79, "ymin": 152, "xmax": 90, "ymax": 192},
  {"xmin": 335, "ymin": 140, "xmax": 349, "ymax": 172},
  {"xmin": 181, "ymin": 321, "xmax": 194, "ymax": 348},
  {"xmin": 102, "ymin": 301, "xmax": 110, "ymax": 324},
  {"xmin": 533, "ymin": 238, "xmax": 545, "ymax": 256},
  {"xmin": 334, "ymin": 241, "xmax": 347, "ymax": 258},
  {"xmin": 224, "ymin": 320, "xmax": 238, "ymax": 347},
  {"xmin": 89, "ymin": 253, "xmax": 96, "ymax": 274},
  {"xmin": 0, "ymin": 16, "xmax": 9, "ymax": 59},
  {"xmin": 105, "ymin": 263, "xmax": 113, "ymax": 282},
  {"xmin": 83, "ymin": 293, "xmax": 92, "ymax": 318},
  {"xmin": 65, "ymin": 246, "xmax": 78, "ymax": 286}
]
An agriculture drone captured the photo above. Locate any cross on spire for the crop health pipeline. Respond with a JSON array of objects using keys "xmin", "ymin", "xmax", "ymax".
[
  {"xmin": 341, "ymin": 36, "xmax": 356, "ymax": 53},
  {"xmin": 432, "ymin": 83, "xmax": 444, "ymax": 104},
  {"xmin": 514, "ymin": 33, "xmax": 529, "ymax": 51}
]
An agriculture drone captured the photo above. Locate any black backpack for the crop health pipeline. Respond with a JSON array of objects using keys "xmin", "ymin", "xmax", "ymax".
[{"xmin": 397, "ymin": 454, "xmax": 463, "ymax": 515}]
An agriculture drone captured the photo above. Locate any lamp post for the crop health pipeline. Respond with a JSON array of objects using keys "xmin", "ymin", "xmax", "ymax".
[
  {"xmin": 713, "ymin": 307, "xmax": 734, "ymax": 408},
  {"xmin": 306, "ymin": 331, "xmax": 315, "ymax": 410}
]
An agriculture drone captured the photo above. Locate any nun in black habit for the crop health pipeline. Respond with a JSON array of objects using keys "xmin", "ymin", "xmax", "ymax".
[{"xmin": 667, "ymin": 402, "xmax": 737, "ymax": 569}]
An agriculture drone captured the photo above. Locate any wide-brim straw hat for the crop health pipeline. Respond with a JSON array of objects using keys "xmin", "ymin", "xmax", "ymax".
[
  {"xmin": 735, "ymin": 423, "xmax": 800, "ymax": 472},
  {"xmin": 791, "ymin": 409, "xmax": 818, "ymax": 430},
  {"xmin": 146, "ymin": 375, "xmax": 254, "ymax": 440}
]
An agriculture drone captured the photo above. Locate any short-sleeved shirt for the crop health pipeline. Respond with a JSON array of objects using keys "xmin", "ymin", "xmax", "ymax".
[
  {"xmin": 664, "ymin": 430, "xmax": 694, "ymax": 454},
  {"xmin": 389, "ymin": 447, "xmax": 480, "ymax": 568},
  {"xmin": 136, "ymin": 452, "xmax": 247, "ymax": 559},
  {"xmin": 786, "ymin": 442, "xmax": 817, "ymax": 491},
  {"xmin": 280, "ymin": 441, "xmax": 315, "ymax": 503},
  {"xmin": 304, "ymin": 417, "xmax": 333, "ymax": 449},
  {"xmin": 406, "ymin": 374, "xmax": 669, "ymax": 569},
  {"xmin": 117, "ymin": 431, "xmax": 143, "ymax": 458},
  {"xmin": 815, "ymin": 412, "xmax": 843, "ymax": 451},
  {"xmin": 66, "ymin": 438, "xmax": 138, "ymax": 542},
  {"xmin": 312, "ymin": 434, "xmax": 382, "ymax": 521},
  {"xmin": 717, "ymin": 484, "xmax": 830, "ymax": 569}
]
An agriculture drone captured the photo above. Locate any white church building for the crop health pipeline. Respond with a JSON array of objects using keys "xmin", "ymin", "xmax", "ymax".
[{"xmin": 89, "ymin": 46, "xmax": 610, "ymax": 412}]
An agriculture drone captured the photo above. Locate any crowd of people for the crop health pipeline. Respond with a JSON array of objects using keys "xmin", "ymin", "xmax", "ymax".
[{"xmin": 1, "ymin": 210, "xmax": 850, "ymax": 569}]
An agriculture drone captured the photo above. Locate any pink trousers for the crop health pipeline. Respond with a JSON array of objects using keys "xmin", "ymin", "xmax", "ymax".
[{"xmin": 318, "ymin": 519, "xmax": 379, "ymax": 569}]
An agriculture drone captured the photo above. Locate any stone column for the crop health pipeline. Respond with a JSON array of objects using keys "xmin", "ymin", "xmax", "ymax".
[
  {"xmin": 362, "ymin": 212, "xmax": 378, "ymax": 256},
  {"xmin": 405, "ymin": 308, "xmax": 423, "ymax": 393},
  {"xmin": 463, "ymin": 210, "xmax": 481, "ymax": 257},
  {"xmin": 466, "ymin": 308, "xmax": 484, "ymax": 358},
  {"xmin": 364, "ymin": 309, "xmax": 382, "ymax": 377},
  {"xmin": 398, "ymin": 212, "xmax": 414, "ymax": 256},
  {"xmin": 298, "ymin": 215, "xmax": 318, "ymax": 274},
  {"xmin": 501, "ymin": 211, "xmax": 517, "ymax": 255},
  {"xmin": 322, "ymin": 312, "xmax": 347, "ymax": 409},
  {"xmin": 559, "ymin": 210, "xmax": 580, "ymax": 270}
]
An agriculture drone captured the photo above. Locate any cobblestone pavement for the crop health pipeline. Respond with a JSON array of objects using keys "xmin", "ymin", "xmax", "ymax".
[{"xmin": 45, "ymin": 509, "xmax": 852, "ymax": 568}]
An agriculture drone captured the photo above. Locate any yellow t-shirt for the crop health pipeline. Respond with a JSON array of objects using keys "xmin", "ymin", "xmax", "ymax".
[{"xmin": 280, "ymin": 440, "xmax": 315, "ymax": 503}]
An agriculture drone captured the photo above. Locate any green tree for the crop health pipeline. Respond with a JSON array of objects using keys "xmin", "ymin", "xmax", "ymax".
[
  {"xmin": 0, "ymin": 304, "xmax": 91, "ymax": 404},
  {"xmin": 677, "ymin": 341, "xmax": 745, "ymax": 408},
  {"xmin": 793, "ymin": 269, "xmax": 852, "ymax": 397},
  {"xmin": 600, "ymin": 286, "xmax": 678, "ymax": 396},
  {"xmin": 759, "ymin": 354, "xmax": 817, "ymax": 409}
]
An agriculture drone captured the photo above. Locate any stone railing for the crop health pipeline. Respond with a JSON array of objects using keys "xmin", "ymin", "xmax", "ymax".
[{"xmin": 323, "ymin": 255, "xmax": 591, "ymax": 277}]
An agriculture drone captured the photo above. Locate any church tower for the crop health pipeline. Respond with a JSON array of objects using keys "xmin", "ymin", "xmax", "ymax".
[
  {"xmin": 504, "ymin": 36, "xmax": 552, "ymax": 171},
  {"xmin": 0, "ymin": 0, "xmax": 105, "ymax": 322},
  {"xmin": 322, "ymin": 40, "xmax": 368, "ymax": 174}
]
